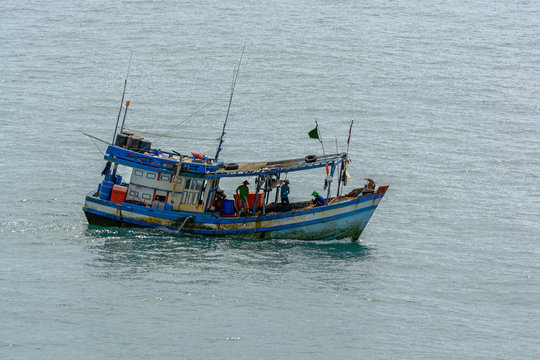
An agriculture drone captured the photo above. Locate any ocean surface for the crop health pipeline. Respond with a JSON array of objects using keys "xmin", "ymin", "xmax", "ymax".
[{"xmin": 1, "ymin": 1, "xmax": 539, "ymax": 359}]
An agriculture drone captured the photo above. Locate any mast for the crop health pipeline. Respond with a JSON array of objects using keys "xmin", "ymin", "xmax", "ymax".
[
  {"xmin": 214, "ymin": 44, "xmax": 246, "ymax": 161},
  {"xmin": 112, "ymin": 52, "xmax": 133, "ymax": 144}
]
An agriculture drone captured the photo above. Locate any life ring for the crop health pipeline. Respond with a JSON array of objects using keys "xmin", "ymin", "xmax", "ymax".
[
  {"xmin": 224, "ymin": 163, "xmax": 239, "ymax": 170},
  {"xmin": 191, "ymin": 152, "xmax": 205, "ymax": 160},
  {"xmin": 305, "ymin": 154, "xmax": 317, "ymax": 163}
]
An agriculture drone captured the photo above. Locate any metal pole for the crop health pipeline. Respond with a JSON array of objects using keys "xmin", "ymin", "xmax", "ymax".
[
  {"xmin": 119, "ymin": 100, "xmax": 130, "ymax": 133},
  {"xmin": 112, "ymin": 53, "xmax": 133, "ymax": 144},
  {"xmin": 214, "ymin": 44, "xmax": 246, "ymax": 161}
]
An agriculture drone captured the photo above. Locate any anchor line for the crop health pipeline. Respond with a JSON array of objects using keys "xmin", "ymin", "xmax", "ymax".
[{"xmin": 177, "ymin": 216, "xmax": 195, "ymax": 232}]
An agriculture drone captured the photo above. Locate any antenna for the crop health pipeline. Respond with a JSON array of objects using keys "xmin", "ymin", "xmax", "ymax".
[
  {"xmin": 214, "ymin": 43, "xmax": 246, "ymax": 161},
  {"xmin": 112, "ymin": 52, "xmax": 133, "ymax": 144}
]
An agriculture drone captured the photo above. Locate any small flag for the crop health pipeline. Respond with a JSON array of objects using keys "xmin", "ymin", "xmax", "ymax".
[{"xmin": 308, "ymin": 127, "xmax": 319, "ymax": 140}]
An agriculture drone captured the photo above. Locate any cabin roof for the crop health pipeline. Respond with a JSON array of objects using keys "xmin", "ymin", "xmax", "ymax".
[
  {"xmin": 104, "ymin": 145, "xmax": 347, "ymax": 178},
  {"xmin": 215, "ymin": 153, "xmax": 347, "ymax": 178}
]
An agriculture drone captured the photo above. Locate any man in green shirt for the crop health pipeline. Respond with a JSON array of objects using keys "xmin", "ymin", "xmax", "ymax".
[{"xmin": 236, "ymin": 180, "xmax": 249, "ymax": 214}]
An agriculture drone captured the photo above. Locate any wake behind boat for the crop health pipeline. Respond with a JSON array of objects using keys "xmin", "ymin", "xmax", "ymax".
[{"xmin": 82, "ymin": 58, "xmax": 389, "ymax": 241}]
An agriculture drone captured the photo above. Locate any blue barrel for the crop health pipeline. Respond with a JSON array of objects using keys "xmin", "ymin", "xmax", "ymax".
[
  {"xmin": 164, "ymin": 204, "xmax": 173, "ymax": 211},
  {"xmin": 115, "ymin": 175, "xmax": 122, "ymax": 185},
  {"xmin": 223, "ymin": 199, "xmax": 235, "ymax": 215},
  {"xmin": 99, "ymin": 180, "xmax": 114, "ymax": 200}
]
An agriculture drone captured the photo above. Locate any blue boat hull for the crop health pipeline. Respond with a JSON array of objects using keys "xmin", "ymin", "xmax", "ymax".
[{"xmin": 83, "ymin": 191, "xmax": 386, "ymax": 241}]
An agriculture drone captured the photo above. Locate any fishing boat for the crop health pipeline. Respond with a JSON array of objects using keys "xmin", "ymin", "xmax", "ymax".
[
  {"xmin": 83, "ymin": 144, "xmax": 388, "ymax": 240},
  {"xmin": 82, "ymin": 58, "xmax": 389, "ymax": 241}
]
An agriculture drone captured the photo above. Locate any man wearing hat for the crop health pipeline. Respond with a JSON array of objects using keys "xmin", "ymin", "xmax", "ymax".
[
  {"xmin": 311, "ymin": 191, "xmax": 325, "ymax": 206},
  {"xmin": 281, "ymin": 179, "xmax": 290, "ymax": 205},
  {"xmin": 236, "ymin": 180, "xmax": 250, "ymax": 213}
]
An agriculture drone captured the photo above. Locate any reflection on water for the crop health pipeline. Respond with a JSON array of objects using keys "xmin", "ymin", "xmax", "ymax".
[{"xmin": 83, "ymin": 227, "xmax": 373, "ymax": 281}]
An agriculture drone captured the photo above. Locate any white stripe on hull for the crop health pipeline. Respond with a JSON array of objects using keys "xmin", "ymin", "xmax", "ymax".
[{"xmin": 83, "ymin": 195, "xmax": 382, "ymax": 240}]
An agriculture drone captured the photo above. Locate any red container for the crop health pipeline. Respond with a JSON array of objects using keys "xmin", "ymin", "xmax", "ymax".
[
  {"xmin": 110, "ymin": 184, "xmax": 128, "ymax": 203},
  {"xmin": 234, "ymin": 191, "xmax": 264, "ymax": 209}
]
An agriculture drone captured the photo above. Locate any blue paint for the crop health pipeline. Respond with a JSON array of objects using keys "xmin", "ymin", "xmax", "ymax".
[
  {"xmin": 84, "ymin": 201, "xmax": 378, "ymax": 239},
  {"xmin": 86, "ymin": 190, "xmax": 383, "ymax": 226},
  {"xmin": 223, "ymin": 199, "xmax": 235, "ymax": 215},
  {"xmin": 84, "ymin": 190, "xmax": 382, "ymax": 239},
  {"xmin": 98, "ymin": 180, "xmax": 114, "ymax": 200}
]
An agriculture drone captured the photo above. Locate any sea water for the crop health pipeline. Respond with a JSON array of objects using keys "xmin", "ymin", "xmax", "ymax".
[{"xmin": 1, "ymin": 1, "xmax": 539, "ymax": 359}]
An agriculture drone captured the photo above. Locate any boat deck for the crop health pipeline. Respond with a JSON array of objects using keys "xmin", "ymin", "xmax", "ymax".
[{"xmin": 256, "ymin": 188, "xmax": 371, "ymax": 216}]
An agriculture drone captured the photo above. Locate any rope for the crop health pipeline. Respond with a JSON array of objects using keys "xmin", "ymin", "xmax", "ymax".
[
  {"xmin": 151, "ymin": 90, "xmax": 229, "ymax": 143},
  {"xmin": 123, "ymin": 127, "xmax": 218, "ymax": 142},
  {"xmin": 89, "ymin": 137, "xmax": 105, "ymax": 155},
  {"xmin": 234, "ymin": 87, "xmax": 301, "ymax": 133},
  {"xmin": 234, "ymin": 90, "xmax": 273, "ymax": 127}
]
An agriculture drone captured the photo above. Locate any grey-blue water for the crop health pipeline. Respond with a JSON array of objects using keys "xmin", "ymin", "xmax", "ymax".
[{"xmin": 1, "ymin": 1, "xmax": 539, "ymax": 359}]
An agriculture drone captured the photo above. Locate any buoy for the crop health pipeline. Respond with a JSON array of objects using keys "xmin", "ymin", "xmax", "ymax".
[{"xmin": 191, "ymin": 152, "xmax": 205, "ymax": 160}]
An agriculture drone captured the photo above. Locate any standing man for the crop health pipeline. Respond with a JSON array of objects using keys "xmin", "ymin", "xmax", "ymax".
[
  {"xmin": 281, "ymin": 179, "xmax": 290, "ymax": 205},
  {"xmin": 236, "ymin": 180, "xmax": 250, "ymax": 214}
]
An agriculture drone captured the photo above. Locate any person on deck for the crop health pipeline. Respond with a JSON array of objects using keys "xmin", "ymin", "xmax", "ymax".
[
  {"xmin": 236, "ymin": 180, "xmax": 250, "ymax": 214},
  {"xmin": 213, "ymin": 188, "xmax": 226, "ymax": 212},
  {"xmin": 281, "ymin": 179, "xmax": 290, "ymax": 205},
  {"xmin": 364, "ymin": 178, "xmax": 376, "ymax": 192},
  {"xmin": 312, "ymin": 191, "xmax": 325, "ymax": 206}
]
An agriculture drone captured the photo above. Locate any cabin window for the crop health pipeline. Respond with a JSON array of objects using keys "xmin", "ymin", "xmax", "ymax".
[
  {"xmin": 146, "ymin": 172, "xmax": 157, "ymax": 180},
  {"xmin": 185, "ymin": 178, "xmax": 202, "ymax": 191},
  {"xmin": 197, "ymin": 180, "xmax": 208, "ymax": 204},
  {"xmin": 179, "ymin": 178, "xmax": 206, "ymax": 206},
  {"xmin": 180, "ymin": 190, "xmax": 198, "ymax": 205},
  {"xmin": 134, "ymin": 170, "xmax": 143, "ymax": 177},
  {"xmin": 175, "ymin": 192, "xmax": 184, "ymax": 204},
  {"xmin": 161, "ymin": 174, "xmax": 170, "ymax": 182}
]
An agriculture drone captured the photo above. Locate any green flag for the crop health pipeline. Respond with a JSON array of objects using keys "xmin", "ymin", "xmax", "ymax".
[{"xmin": 308, "ymin": 127, "xmax": 319, "ymax": 140}]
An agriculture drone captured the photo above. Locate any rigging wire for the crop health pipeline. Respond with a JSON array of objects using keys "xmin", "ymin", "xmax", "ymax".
[
  {"xmin": 233, "ymin": 87, "xmax": 308, "ymax": 134},
  {"xmin": 89, "ymin": 137, "xmax": 106, "ymax": 155},
  {"xmin": 150, "ymin": 90, "xmax": 229, "ymax": 143},
  {"xmin": 79, "ymin": 131, "xmax": 108, "ymax": 155},
  {"xmin": 233, "ymin": 89, "xmax": 274, "ymax": 127},
  {"xmin": 123, "ymin": 127, "xmax": 219, "ymax": 142}
]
